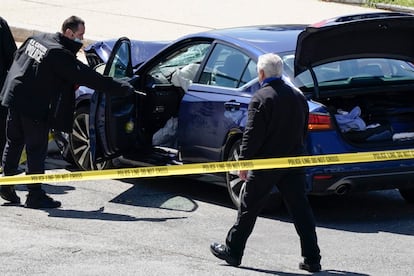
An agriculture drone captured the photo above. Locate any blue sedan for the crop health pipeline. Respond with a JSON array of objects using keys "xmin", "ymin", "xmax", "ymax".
[{"xmin": 62, "ymin": 12, "xmax": 414, "ymax": 210}]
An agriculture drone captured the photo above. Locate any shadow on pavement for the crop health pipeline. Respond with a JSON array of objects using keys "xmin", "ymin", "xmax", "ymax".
[
  {"xmin": 15, "ymin": 183, "xmax": 75, "ymax": 195},
  {"xmin": 236, "ymin": 265, "xmax": 369, "ymax": 276},
  {"xmin": 258, "ymin": 189, "xmax": 414, "ymax": 236},
  {"xmin": 308, "ymin": 190, "xmax": 414, "ymax": 235},
  {"xmin": 13, "ymin": 180, "xmax": 189, "ymax": 222},
  {"xmin": 111, "ymin": 176, "xmax": 223, "ymax": 212},
  {"xmin": 33, "ymin": 153, "xmax": 414, "ymax": 235},
  {"xmin": 44, "ymin": 206, "xmax": 187, "ymax": 222},
  {"xmin": 117, "ymin": 176, "xmax": 414, "ymax": 236}
]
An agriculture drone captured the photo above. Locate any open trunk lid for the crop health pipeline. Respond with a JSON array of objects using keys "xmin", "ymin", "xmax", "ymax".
[{"xmin": 294, "ymin": 13, "xmax": 414, "ymax": 76}]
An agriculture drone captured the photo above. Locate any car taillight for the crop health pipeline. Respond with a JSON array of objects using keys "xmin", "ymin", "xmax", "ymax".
[
  {"xmin": 313, "ymin": 174, "xmax": 334, "ymax": 180},
  {"xmin": 308, "ymin": 113, "xmax": 333, "ymax": 131}
]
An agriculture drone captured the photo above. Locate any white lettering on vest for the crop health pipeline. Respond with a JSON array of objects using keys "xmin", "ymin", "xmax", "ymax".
[{"xmin": 25, "ymin": 39, "xmax": 47, "ymax": 63}]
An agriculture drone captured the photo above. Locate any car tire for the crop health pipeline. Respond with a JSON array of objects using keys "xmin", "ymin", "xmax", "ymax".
[
  {"xmin": 69, "ymin": 105, "xmax": 111, "ymax": 171},
  {"xmin": 225, "ymin": 139, "xmax": 283, "ymax": 212},
  {"xmin": 399, "ymin": 187, "xmax": 414, "ymax": 203},
  {"xmin": 51, "ymin": 130, "xmax": 74, "ymax": 163},
  {"xmin": 225, "ymin": 139, "xmax": 245, "ymax": 209}
]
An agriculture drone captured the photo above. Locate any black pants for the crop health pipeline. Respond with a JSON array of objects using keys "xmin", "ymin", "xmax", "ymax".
[
  {"xmin": 225, "ymin": 169, "xmax": 321, "ymax": 262},
  {"xmin": 2, "ymin": 108, "xmax": 49, "ymax": 191},
  {"xmin": 0, "ymin": 105, "xmax": 7, "ymax": 158}
]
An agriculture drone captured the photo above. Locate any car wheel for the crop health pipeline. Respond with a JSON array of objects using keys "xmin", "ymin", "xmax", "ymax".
[
  {"xmin": 225, "ymin": 139, "xmax": 245, "ymax": 209},
  {"xmin": 51, "ymin": 130, "xmax": 74, "ymax": 163},
  {"xmin": 69, "ymin": 105, "xmax": 111, "ymax": 170},
  {"xmin": 399, "ymin": 187, "xmax": 414, "ymax": 203},
  {"xmin": 225, "ymin": 139, "xmax": 283, "ymax": 212}
]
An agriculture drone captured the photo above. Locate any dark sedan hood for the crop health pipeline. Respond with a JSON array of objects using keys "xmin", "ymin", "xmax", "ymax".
[
  {"xmin": 85, "ymin": 39, "xmax": 170, "ymax": 67},
  {"xmin": 294, "ymin": 14, "xmax": 414, "ymax": 76}
]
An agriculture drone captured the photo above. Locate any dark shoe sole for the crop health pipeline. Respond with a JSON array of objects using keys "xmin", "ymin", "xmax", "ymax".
[
  {"xmin": 0, "ymin": 195, "xmax": 21, "ymax": 204},
  {"xmin": 25, "ymin": 192, "xmax": 61, "ymax": 209},
  {"xmin": 210, "ymin": 243, "xmax": 241, "ymax": 267},
  {"xmin": 24, "ymin": 201, "xmax": 61, "ymax": 209},
  {"xmin": 0, "ymin": 187, "xmax": 21, "ymax": 204},
  {"xmin": 2, "ymin": 202, "xmax": 23, "ymax": 207},
  {"xmin": 299, "ymin": 262, "xmax": 321, "ymax": 272}
]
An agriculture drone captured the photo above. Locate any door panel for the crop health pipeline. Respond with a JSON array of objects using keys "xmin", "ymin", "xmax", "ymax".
[
  {"xmin": 177, "ymin": 43, "xmax": 256, "ymax": 163},
  {"xmin": 142, "ymin": 84, "xmax": 183, "ymax": 134},
  {"xmin": 177, "ymin": 86, "xmax": 249, "ymax": 163},
  {"xmin": 90, "ymin": 37, "xmax": 136, "ymax": 162}
]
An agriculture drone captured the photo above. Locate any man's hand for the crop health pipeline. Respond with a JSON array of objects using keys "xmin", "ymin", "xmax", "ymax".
[{"xmin": 238, "ymin": 170, "xmax": 248, "ymax": 181}]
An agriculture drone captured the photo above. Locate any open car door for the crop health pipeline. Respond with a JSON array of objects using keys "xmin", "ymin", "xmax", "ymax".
[{"xmin": 90, "ymin": 37, "xmax": 137, "ymax": 163}]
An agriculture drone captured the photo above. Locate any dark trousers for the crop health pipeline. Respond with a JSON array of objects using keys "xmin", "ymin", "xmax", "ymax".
[
  {"xmin": 0, "ymin": 105, "xmax": 7, "ymax": 158},
  {"xmin": 225, "ymin": 169, "xmax": 321, "ymax": 262},
  {"xmin": 2, "ymin": 108, "xmax": 49, "ymax": 191}
]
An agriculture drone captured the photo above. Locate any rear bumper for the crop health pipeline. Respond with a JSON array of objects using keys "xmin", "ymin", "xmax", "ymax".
[{"xmin": 309, "ymin": 168, "xmax": 414, "ymax": 195}]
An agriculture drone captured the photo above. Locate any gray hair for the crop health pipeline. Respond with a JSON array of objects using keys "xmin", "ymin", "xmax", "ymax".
[{"xmin": 257, "ymin": 53, "xmax": 283, "ymax": 78}]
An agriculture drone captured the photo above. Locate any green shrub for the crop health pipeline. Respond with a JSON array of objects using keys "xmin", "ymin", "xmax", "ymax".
[{"xmin": 367, "ymin": 0, "xmax": 414, "ymax": 7}]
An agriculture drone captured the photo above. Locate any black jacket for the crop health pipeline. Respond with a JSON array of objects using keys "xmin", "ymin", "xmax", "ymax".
[
  {"xmin": 239, "ymin": 78, "xmax": 309, "ymax": 160},
  {"xmin": 0, "ymin": 17, "xmax": 17, "ymax": 88},
  {"xmin": 0, "ymin": 32, "xmax": 132, "ymax": 132}
]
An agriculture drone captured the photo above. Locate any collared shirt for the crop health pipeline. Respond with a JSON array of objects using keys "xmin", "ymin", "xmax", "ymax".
[{"xmin": 260, "ymin": 76, "xmax": 281, "ymax": 87}]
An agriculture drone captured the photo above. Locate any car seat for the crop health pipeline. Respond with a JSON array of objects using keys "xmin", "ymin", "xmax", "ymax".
[
  {"xmin": 361, "ymin": 64, "xmax": 383, "ymax": 76},
  {"xmin": 215, "ymin": 53, "xmax": 246, "ymax": 88}
]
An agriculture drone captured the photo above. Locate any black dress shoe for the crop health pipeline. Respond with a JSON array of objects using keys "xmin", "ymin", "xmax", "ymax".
[
  {"xmin": 24, "ymin": 190, "xmax": 61, "ymax": 209},
  {"xmin": 210, "ymin": 242, "xmax": 241, "ymax": 266},
  {"xmin": 0, "ymin": 185, "xmax": 21, "ymax": 204},
  {"xmin": 299, "ymin": 261, "xmax": 322, "ymax": 272}
]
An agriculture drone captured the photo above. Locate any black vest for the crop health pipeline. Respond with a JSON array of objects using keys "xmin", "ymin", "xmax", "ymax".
[{"xmin": 0, "ymin": 32, "xmax": 82, "ymax": 131}]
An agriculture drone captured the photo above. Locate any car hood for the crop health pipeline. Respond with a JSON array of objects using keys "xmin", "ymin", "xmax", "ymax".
[
  {"xmin": 294, "ymin": 14, "xmax": 414, "ymax": 76},
  {"xmin": 85, "ymin": 39, "xmax": 170, "ymax": 67}
]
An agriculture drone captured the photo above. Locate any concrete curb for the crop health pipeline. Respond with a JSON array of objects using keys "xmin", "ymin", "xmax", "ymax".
[
  {"xmin": 323, "ymin": 0, "xmax": 367, "ymax": 4},
  {"xmin": 10, "ymin": 26, "xmax": 40, "ymax": 43},
  {"xmin": 375, "ymin": 3, "xmax": 414, "ymax": 13},
  {"xmin": 322, "ymin": 0, "xmax": 414, "ymax": 13}
]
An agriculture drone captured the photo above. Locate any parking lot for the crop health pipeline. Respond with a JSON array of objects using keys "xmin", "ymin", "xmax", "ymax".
[
  {"xmin": 2, "ymin": 155, "xmax": 414, "ymax": 275},
  {"xmin": 2, "ymin": 1, "xmax": 414, "ymax": 275}
]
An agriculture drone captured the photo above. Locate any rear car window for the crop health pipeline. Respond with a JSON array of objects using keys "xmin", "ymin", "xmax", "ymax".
[
  {"xmin": 199, "ymin": 44, "xmax": 257, "ymax": 88},
  {"xmin": 295, "ymin": 58, "xmax": 414, "ymax": 89}
]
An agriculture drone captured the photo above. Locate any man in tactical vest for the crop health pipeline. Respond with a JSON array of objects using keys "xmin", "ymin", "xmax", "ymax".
[{"xmin": 0, "ymin": 16, "xmax": 134, "ymax": 208}]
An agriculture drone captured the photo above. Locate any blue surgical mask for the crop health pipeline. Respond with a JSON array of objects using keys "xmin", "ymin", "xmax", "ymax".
[{"xmin": 74, "ymin": 38, "xmax": 82, "ymax": 43}]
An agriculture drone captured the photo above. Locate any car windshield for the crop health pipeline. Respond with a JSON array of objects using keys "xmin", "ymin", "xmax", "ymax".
[
  {"xmin": 160, "ymin": 44, "xmax": 211, "ymax": 68},
  {"xmin": 292, "ymin": 58, "xmax": 414, "ymax": 89}
]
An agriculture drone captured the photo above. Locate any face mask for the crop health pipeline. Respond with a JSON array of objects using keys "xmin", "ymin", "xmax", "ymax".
[{"xmin": 74, "ymin": 38, "xmax": 82, "ymax": 43}]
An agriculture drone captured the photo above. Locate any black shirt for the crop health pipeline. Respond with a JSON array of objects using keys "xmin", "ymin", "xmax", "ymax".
[{"xmin": 239, "ymin": 78, "xmax": 309, "ymax": 160}]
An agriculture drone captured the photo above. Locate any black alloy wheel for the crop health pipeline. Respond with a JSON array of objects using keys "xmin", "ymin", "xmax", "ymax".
[
  {"xmin": 399, "ymin": 187, "xmax": 414, "ymax": 203},
  {"xmin": 225, "ymin": 139, "xmax": 283, "ymax": 212},
  {"xmin": 69, "ymin": 106, "xmax": 110, "ymax": 170},
  {"xmin": 225, "ymin": 139, "xmax": 245, "ymax": 209}
]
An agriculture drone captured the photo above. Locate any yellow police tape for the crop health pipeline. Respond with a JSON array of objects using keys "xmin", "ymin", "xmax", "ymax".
[{"xmin": 0, "ymin": 148, "xmax": 414, "ymax": 186}]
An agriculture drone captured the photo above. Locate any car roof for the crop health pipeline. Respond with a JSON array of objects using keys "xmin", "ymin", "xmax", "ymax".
[
  {"xmin": 178, "ymin": 24, "xmax": 307, "ymax": 55},
  {"xmin": 294, "ymin": 12, "xmax": 414, "ymax": 75},
  {"xmin": 88, "ymin": 25, "xmax": 307, "ymax": 69}
]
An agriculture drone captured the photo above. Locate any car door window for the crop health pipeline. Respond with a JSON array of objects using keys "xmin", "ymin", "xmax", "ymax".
[
  {"xmin": 199, "ymin": 44, "xmax": 256, "ymax": 88},
  {"xmin": 146, "ymin": 43, "xmax": 211, "ymax": 89},
  {"xmin": 139, "ymin": 42, "xmax": 211, "ymax": 134},
  {"xmin": 104, "ymin": 39, "xmax": 132, "ymax": 78}
]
